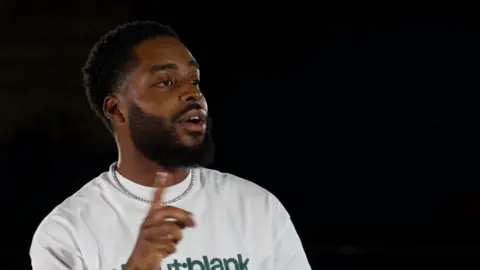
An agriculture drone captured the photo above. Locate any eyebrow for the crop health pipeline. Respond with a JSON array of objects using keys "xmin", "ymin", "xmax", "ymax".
[{"xmin": 149, "ymin": 60, "xmax": 200, "ymax": 73}]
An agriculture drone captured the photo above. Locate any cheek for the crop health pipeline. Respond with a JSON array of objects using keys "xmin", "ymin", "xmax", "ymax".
[
  {"xmin": 137, "ymin": 95, "xmax": 177, "ymax": 119},
  {"xmin": 203, "ymin": 99, "xmax": 208, "ymax": 112}
]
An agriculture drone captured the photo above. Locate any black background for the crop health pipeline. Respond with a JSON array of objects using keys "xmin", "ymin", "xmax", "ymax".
[{"xmin": 1, "ymin": 2, "xmax": 479, "ymax": 269}]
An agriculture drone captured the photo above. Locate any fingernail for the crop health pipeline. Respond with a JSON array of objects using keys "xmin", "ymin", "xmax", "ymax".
[
  {"xmin": 188, "ymin": 213, "xmax": 196, "ymax": 227},
  {"xmin": 155, "ymin": 172, "xmax": 168, "ymax": 186}
]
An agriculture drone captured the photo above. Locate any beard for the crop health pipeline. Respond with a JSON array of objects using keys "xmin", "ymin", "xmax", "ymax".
[{"xmin": 127, "ymin": 102, "xmax": 215, "ymax": 169}]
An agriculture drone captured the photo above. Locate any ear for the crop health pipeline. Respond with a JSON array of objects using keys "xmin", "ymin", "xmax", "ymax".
[{"xmin": 103, "ymin": 95, "xmax": 126, "ymax": 125}]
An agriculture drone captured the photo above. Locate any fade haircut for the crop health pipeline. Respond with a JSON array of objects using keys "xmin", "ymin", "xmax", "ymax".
[{"xmin": 82, "ymin": 21, "xmax": 180, "ymax": 131}]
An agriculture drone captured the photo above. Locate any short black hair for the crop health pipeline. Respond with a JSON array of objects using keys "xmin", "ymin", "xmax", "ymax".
[{"xmin": 82, "ymin": 20, "xmax": 180, "ymax": 131}]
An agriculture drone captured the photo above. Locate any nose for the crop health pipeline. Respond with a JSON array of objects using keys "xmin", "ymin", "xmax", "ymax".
[{"xmin": 179, "ymin": 88, "xmax": 203, "ymax": 103}]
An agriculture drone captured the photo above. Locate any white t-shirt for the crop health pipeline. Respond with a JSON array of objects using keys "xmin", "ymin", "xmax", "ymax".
[{"xmin": 30, "ymin": 164, "xmax": 312, "ymax": 270}]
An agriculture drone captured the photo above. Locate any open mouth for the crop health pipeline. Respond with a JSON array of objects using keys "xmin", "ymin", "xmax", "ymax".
[
  {"xmin": 184, "ymin": 116, "xmax": 204, "ymax": 124},
  {"xmin": 179, "ymin": 110, "xmax": 206, "ymax": 132}
]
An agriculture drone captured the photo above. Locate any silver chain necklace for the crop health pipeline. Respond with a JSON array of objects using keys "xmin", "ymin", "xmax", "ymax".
[{"xmin": 111, "ymin": 165, "xmax": 196, "ymax": 205}]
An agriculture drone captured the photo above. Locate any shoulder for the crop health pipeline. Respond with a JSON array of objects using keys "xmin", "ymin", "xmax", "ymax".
[
  {"xmin": 29, "ymin": 172, "xmax": 110, "ymax": 268},
  {"xmin": 41, "ymin": 171, "xmax": 109, "ymax": 221},
  {"xmin": 198, "ymin": 167, "xmax": 290, "ymax": 218},
  {"xmin": 30, "ymin": 172, "xmax": 109, "ymax": 248},
  {"xmin": 197, "ymin": 168, "xmax": 297, "ymax": 262},
  {"xmin": 199, "ymin": 167, "xmax": 270, "ymax": 195},
  {"xmin": 199, "ymin": 167, "xmax": 276, "ymax": 200}
]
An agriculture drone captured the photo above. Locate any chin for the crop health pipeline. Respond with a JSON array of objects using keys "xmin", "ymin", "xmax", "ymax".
[{"xmin": 180, "ymin": 133, "xmax": 206, "ymax": 146}]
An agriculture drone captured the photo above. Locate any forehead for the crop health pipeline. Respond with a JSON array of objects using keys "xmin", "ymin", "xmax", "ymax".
[{"xmin": 133, "ymin": 36, "xmax": 195, "ymax": 67}]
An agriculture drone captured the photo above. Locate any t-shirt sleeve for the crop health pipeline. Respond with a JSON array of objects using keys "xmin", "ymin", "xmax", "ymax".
[
  {"xmin": 272, "ymin": 217, "xmax": 312, "ymax": 269},
  {"xmin": 30, "ymin": 215, "xmax": 87, "ymax": 270},
  {"xmin": 261, "ymin": 195, "xmax": 312, "ymax": 270}
]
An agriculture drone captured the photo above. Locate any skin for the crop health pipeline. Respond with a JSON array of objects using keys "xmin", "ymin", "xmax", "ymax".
[
  {"xmin": 102, "ymin": 36, "xmax": 205, "ymax": 269},
  {"xmin": 125, "ymin": 173, "xmax": 196, "ymax": 269},
  {"xmin": 104, "ymin": 36, "xmax": 207, "ymax": 187}
]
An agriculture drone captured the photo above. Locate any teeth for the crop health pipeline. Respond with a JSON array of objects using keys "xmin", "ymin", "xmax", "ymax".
[{"xmin": 190, "ymin": 116, "xmax": 200, "ymax": 120}]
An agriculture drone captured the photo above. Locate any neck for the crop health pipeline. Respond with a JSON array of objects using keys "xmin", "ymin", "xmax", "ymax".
[{"xmin": 115, "ymin": 141, "xmax": 190, "ymax": 188}]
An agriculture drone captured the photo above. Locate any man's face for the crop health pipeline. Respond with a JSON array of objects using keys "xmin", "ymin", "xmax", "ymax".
[{"xmin": 122, "ymin": 36, "xmax": 214, "ymax": 168}]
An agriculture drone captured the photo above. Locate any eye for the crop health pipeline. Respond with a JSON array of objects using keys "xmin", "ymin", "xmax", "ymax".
[
  {"xmin": 192, "ymin": 79, "xmax": 200, "ymax": 86},
  {"xmin": 156, "ymin": 79, "xmax": 174, "ymax": 87}
]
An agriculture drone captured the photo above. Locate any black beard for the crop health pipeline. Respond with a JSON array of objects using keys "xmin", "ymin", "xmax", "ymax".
[{"xmin": 127, "ymin": 102, "xmax": 214, "ymax": 169}]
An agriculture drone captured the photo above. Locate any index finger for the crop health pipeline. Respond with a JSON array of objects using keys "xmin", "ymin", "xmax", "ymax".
[{"xmin": 150, "ymin": 172, "xmax": 169, "ymax": 211}]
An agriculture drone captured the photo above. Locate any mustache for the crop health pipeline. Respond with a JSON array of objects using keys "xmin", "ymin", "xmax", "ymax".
[{"xmin": 171, "ymin": 102, "xmax": 205, "ymax": 122}]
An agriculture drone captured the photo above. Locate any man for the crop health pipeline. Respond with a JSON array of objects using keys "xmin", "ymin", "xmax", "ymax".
[{"xmin": 30, "ymin": 21, "xmax": 311, "ymax": 270}]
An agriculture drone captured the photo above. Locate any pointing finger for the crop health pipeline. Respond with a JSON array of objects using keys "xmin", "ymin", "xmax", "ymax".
[{"xmin": 151, "ymin": 172, "xmax": 168, "ymax": 210}]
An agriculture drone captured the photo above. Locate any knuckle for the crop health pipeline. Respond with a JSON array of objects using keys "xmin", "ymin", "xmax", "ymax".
[
  {"xmin": 173, "ymin": 226, "xmax": 183, "ymax": 240},
  {"xmin": 163, "ymin": 206, "xmax": 187, "ymax": 215},
  {"xmin": 158, "ymin": 240, "xmax": 176, "ymax": 255},
  {"xmin": 159, "ymin": 206, "xmax": 174, "ymax": 214},
  {"xmin": 167, "ymin": 241, "xmax": 177, "ymax": 253},
  {"xmin": 161, "ymin": 222, "xmax": 176, "ymax": 232}
]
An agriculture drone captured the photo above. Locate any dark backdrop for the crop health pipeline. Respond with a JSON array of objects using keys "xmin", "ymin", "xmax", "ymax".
[{"xmin": 1, "ymin": 2, "xmax": 479, "ymax": 269}]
